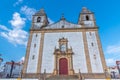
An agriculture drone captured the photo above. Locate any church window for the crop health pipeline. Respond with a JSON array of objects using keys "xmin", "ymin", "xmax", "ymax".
[
  {"xmin": 91, "ymin": 42, "xmax": 94, "ymax": 46},
  {"xmin": 89, "ymin": 32, "xmax": 92, "ymax": 36},
  {"xmin": 37, "ymin": 17, "xmax": 41, "ymax": 22},
  {"xmin": 32, "ymin": 55, "xmax": 35, "ymax": 60},
  {"xmin": 62, "ymin": 25, "xmax": 64, "ymax": 28},
  {"xmin": 36, "ymin": 34, "xmax": 38, "ymax": 37},
  {"xmin": 86, "ymin": 15, "xmax": 89, "ymax": 20},
  {"xmin": 93, "ymin": 54, "xmax": 96, "ymax": 59},
  {"xmin": 60, "ymin": 44, "xmax": 66, "ymax": 52},
  {"xmin": 34, "ymin": 44, "xmax": 36, "ymax": 48}
]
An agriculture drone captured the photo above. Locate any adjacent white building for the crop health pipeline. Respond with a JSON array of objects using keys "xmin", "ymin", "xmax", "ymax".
[{"xmin": 2, "ymin": 61, "xmax": 23, "ymax": 78}]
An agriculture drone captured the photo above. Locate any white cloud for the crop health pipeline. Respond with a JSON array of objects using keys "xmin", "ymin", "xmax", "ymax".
[
  {"xmin": 106, "ymin": 58, "xmax": 116, "ymax": 66},
  {"xmin": 0, "ymin": 29, "xmax": 28, "ymax": 46},
  {"xmin": 14, "ymin": 0, "xmax": 23, "ymax": 6},
  {"xmin": 105, "ymin": 43, "xmax": 120, "ymax": 66},
  {"xmin": 20, "ymin": 6, "xmax": 36, "ymax": 20},
  {"xmin": 48, "ymin": 18, "xmax": 54, "ymax": 24},
  {"xmin": 9, "ymin": 12, "xmax": 26, "ymax": 29},
  {"xmin": 18, "ymin": 56, "xmax": 25, "ymax": 64},
  {"xmin": 0, "ymin": 12, "xmax": 28, "ymax": 46},
  {"xmin": 20, "ymin": 56, "xmax": 25, "ymax": 61},
  {"xmin": 0, "ymin": 25, "xmax": 10, "ymax": 31},
  {"xmin": 106, "ymin": 44, "xmax": 120, "ymax": 54},
  {"xmin": 20, "ymin": 6, "xmax": 55, "ymax": 24},
  {"xmin": 20, "ymin": 56, "xmax": 25, "ymax": 62}
]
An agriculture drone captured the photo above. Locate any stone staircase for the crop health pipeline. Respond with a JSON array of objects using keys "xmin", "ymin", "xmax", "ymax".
[{"xmin": 46, "ymin": 75, "xmax": 79, "ymax": 80}]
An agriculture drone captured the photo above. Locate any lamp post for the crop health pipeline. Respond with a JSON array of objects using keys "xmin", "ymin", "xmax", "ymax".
[
  {"xmin": 116, "ymin": 61, "xmax": 120, "ymax": 79},
  {"xmin": 9, "ymin": 60, "xmax": 14, "ymax": 78}
]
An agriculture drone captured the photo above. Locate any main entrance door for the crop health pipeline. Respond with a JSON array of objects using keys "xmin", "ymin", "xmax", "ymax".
[{"xmin": 59, "ymin": 58, "xmax": 68, "ymax": 75}]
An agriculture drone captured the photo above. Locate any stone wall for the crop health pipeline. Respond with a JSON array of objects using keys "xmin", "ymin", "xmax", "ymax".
[
  {"xmin": 0, "ymin": 79, "xmax": 119, "ymax": 80},
  {"xmin": 0, "ymin": 79, "xmax": 38, "ymax": 80}
]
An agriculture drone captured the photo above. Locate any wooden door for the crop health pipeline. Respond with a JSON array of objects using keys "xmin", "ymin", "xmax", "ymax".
[{"xmin": 59, "ymin": 58, "xmax": 68, "ymax": 75}]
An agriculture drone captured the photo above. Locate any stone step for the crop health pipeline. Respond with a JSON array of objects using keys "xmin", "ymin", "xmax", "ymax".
[{"xmin": 46, "ymin": 75, "xmax": 79, "ymax": 80}]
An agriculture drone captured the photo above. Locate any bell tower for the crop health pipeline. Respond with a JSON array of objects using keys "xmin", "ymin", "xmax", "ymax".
[
  {"xmin": 22, "ymin": 8, "xmax": 49, "ymax": 78},
  {"xmin": 32, "ymin": 8, "xmax": 49, "ymax": 29},
  {"xmin": 78, "ymin": 7, "xmax": 96, "ymax": 27}
]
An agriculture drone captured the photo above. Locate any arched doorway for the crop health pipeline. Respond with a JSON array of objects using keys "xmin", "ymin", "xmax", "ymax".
[{"xmin": 59, "ymin": 58, "xmax": 68, "ymax": 75}]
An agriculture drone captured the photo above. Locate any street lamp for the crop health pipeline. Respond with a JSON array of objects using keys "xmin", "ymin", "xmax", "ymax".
[
  {"xmin": 9, "ymin": 60, "xmax": 14, "ymax": 78},
  {"xmin": 116, "ymin": 61, "xmax": 120, "ymax": 79}
]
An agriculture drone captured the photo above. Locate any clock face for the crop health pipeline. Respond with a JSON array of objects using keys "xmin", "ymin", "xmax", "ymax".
[{"xmin": 61, "ymin": 44, "xmax": 66, "ymax": 52}]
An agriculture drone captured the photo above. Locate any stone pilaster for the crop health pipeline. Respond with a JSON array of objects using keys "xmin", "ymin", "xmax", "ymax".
[
  {"xmin": 22, "ymin": 31, "xmax": 33, "ymax": 74},
  {"xmin": 37, "ymin": 32, "xmax": 44, "ymax": 73},
  {"xmin": 95, "ymin": 31, "xmax": 107, "ymax": 71},
  {"xmin": 82, "ymin": 32, "xmax": 92, "ymax": 73}
]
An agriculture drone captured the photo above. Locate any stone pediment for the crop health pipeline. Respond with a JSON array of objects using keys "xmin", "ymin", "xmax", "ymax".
[{"xmin": 44, "ymin": 19, "xmax": 81, "ymax": 29}]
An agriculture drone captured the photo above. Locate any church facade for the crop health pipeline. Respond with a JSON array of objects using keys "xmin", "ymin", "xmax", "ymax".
[{"xmin": 22, "ymin": 7, "xmax": 107, "ymax": 79}]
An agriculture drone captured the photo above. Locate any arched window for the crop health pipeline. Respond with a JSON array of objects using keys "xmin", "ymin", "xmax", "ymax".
[
  {"xmin": 32, "ymin": 55, "xmax": 35, "ymax": 60},
  {"xmin": 34, "ymin": 44, "xmax": 36, "ymax": 48},
  {"xmin": 37, "ymin": 17, "xmax": 41, "ymax": 22},
  {"xmin": 86, "ymin": 15, "xmax": 89, "ymax": 20}
]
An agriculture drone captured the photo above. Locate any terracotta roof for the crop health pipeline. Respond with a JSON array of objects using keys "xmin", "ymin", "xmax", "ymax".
[
  {"xmin": 108, "ymin": 66, "xmax": 118, "ymax": 69},
  {"xmin": 116, "ymin": 61, "xmax": 120, "ymax": 65},
  {"xmin": 6, "ymin": 62, "xmax": 21, "ymax": 66}
]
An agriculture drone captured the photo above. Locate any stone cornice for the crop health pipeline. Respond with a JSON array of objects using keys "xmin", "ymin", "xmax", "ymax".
[{"xmin": 30, "ymin": 27, "xmax": 99, "ymax": 33}]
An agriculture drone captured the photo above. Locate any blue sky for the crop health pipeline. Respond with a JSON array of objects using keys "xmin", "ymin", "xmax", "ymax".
[{"xmin": 0, "ymin": 0, "xmax": 120, "ymax": 66}]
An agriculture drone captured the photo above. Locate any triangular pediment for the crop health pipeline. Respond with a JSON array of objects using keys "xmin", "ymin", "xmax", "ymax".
[{"xmin": 44, "ymin": 20, "xmax": 81, "ymax": 29}]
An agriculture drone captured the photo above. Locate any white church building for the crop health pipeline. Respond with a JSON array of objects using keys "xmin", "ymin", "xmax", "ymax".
[{"xmin": 22, "ymin": 7, "xmax": 109, "ymax": 79}]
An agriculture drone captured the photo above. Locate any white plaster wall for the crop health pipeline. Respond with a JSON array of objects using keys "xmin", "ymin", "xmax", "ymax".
[
  {"xmin": 84, "ymin": 21, "xmax": 94, "ymax": 27},
  {"xmin": 33, "ymin": 16, "xmax": 46, "ymax": 28},
  {"xmin": 27, "ymin": 33, "xmax": 41, "ymax": 73},
  {"xmin": 41, "ymin": 32, "xmax": 88, "ymax": 73},
  {"xmin": 86, "ymin": 32, "xmax": 103, "ymax": 73},
  {"xmin": 89, "ymin": 15, "xmax": 94, "ymax": 21}
]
